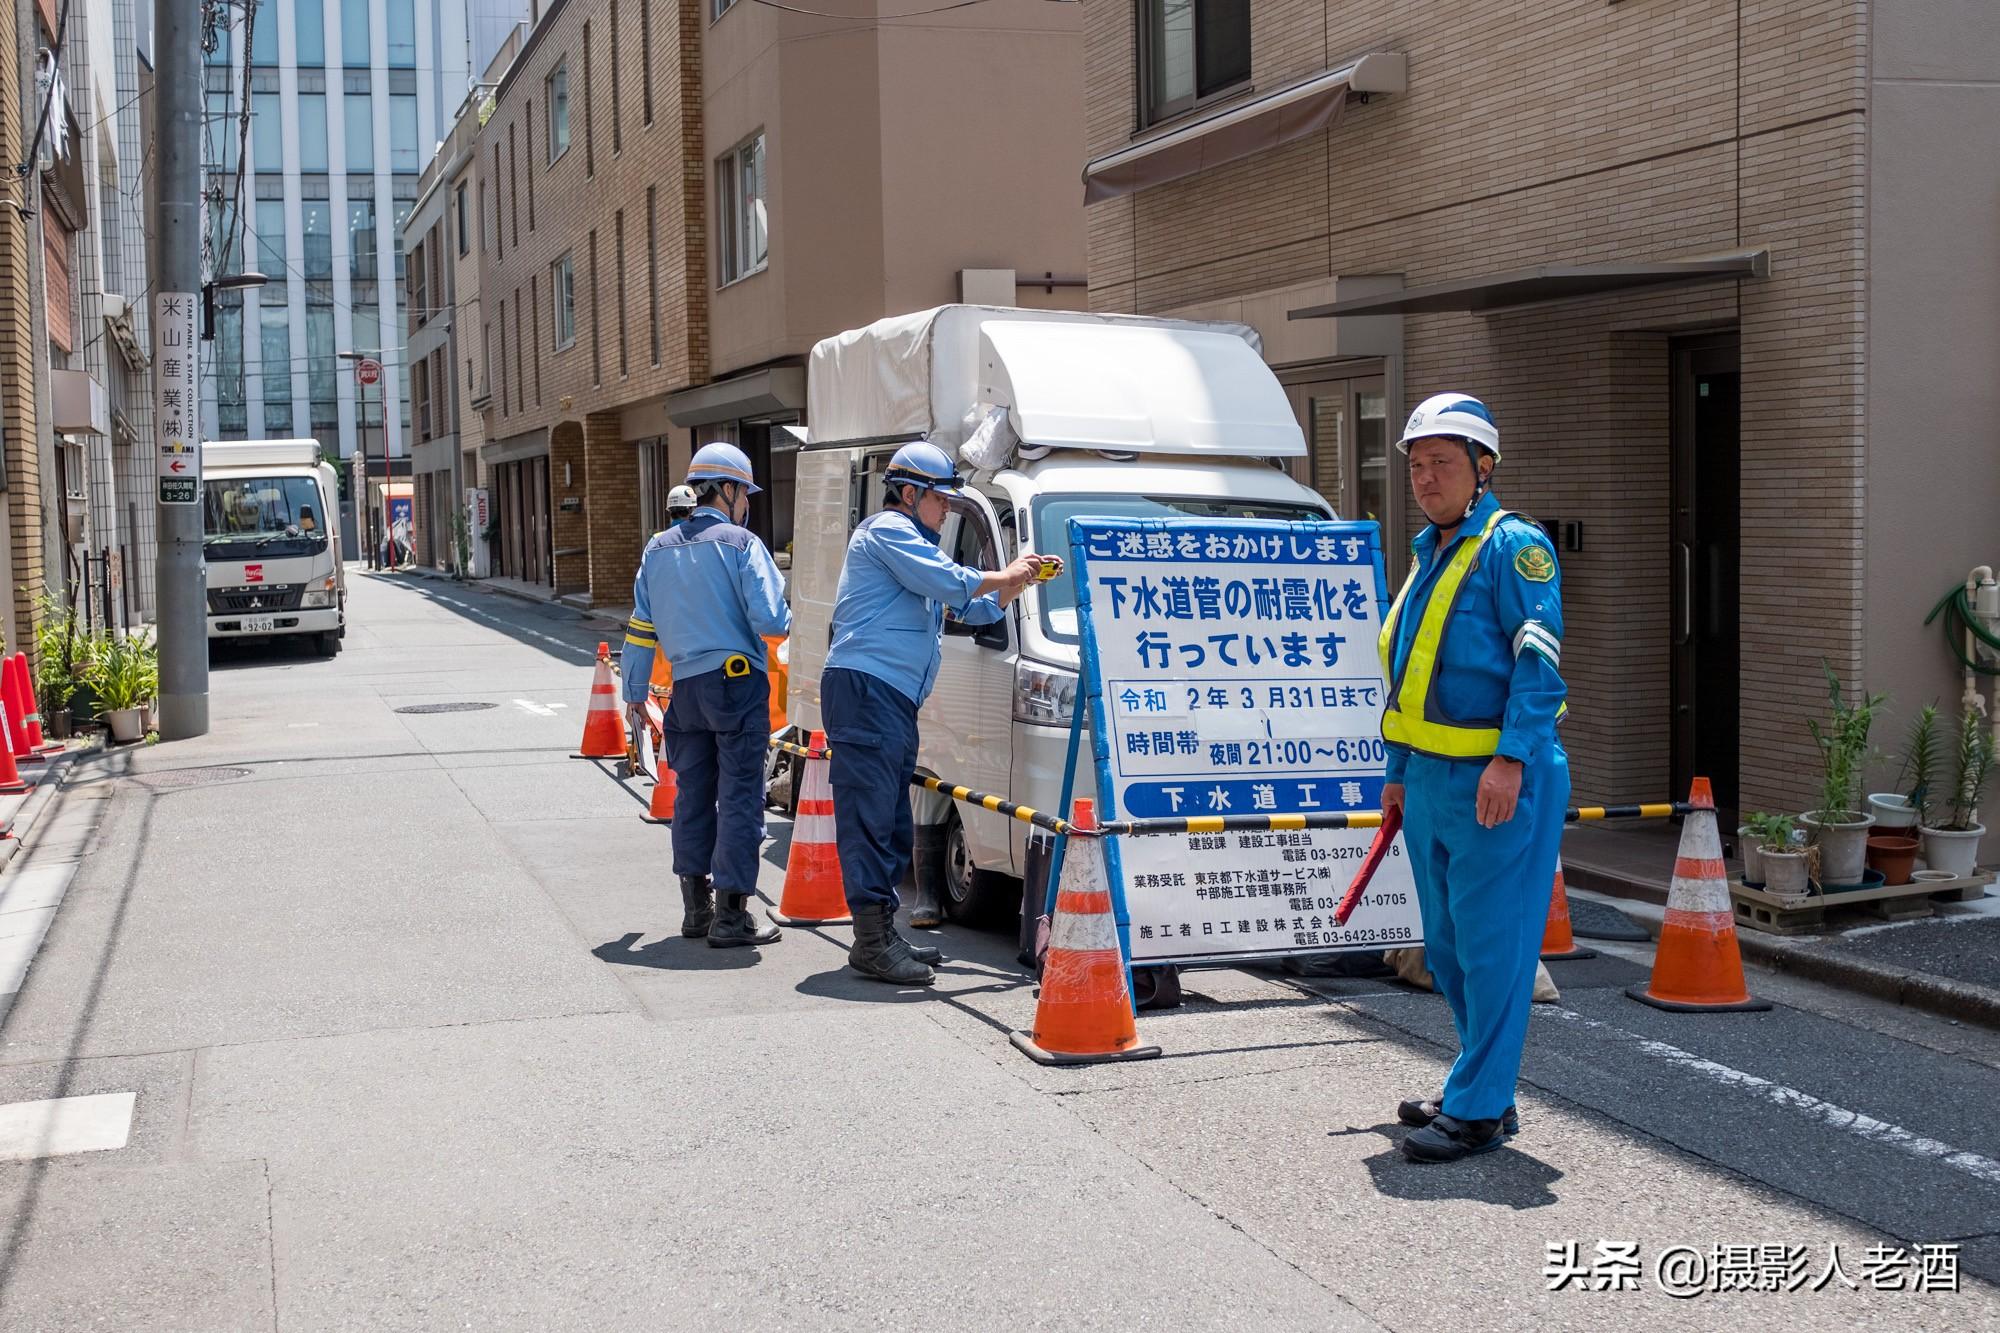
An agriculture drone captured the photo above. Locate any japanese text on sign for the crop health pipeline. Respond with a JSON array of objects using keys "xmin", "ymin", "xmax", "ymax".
[
  {"xmin": 155, "ymin": 292, "xmax": 200, "ymax": 504},
  {"xmin": 1069, "ymin": 517, "xmax": 1423, "ymax": 965}
]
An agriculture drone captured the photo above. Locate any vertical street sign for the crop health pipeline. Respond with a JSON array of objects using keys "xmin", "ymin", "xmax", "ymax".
[{"xmin": 154, "ymin": 292, "xmax": 199, "ymax": 504}]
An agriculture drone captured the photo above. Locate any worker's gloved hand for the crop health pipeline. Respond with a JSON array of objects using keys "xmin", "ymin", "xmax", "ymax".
[
  {"xmin": 1381, "ymin": 783, "xmax": 1405, "ymax": 817},
  {"xmin": 1475, "ymin": 757, "xmax": 1522, "ymax": 828}
]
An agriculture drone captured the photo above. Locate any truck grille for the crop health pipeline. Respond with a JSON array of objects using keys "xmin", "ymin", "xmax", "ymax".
[{"xmin": 209, "ymin": 583, "xmax": 303, "ymax": 614}]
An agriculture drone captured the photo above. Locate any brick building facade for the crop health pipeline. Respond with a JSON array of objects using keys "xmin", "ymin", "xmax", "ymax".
[{"xmin": 1082, "ymin": 0, "xmax": 2000, "ymax": 822}]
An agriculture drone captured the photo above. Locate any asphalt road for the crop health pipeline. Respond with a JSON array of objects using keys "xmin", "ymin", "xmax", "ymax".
[{"xmin": 0, "ymin": 570, "xmax": 1996, "ymax": 1331}]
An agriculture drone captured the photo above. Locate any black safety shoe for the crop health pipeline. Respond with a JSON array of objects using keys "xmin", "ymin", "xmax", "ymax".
[
  {"xmin": 1402, "ymin": 1112, "xmax": 1507, "ymax": 1163},
  {"xmin": 848, "ymin": 904, "xmax": 936, "ymax": 986},
  {"xmin": 707, "ymin": 891, "xmax": 781, "ymax": 948},
  {"xmin": 890, "ymin": 916, "xmax": 943, "ymax": 966},
  {"xmin": 1398, "ymin": 1097, "xmax": 1519, "ymax": 1136},
  {"xmin": 678, "ymin": 875, "xmax": 715, "ymax": 939}
]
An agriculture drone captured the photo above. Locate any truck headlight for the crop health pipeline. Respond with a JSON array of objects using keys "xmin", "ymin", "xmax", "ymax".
[
  {"xmin": 301, "ymin": 575, "xmax": 338, "ymax": 608},
  {"xmin": 1013, "ymin": 659, "xmax": 1078, "ymax": 725}
]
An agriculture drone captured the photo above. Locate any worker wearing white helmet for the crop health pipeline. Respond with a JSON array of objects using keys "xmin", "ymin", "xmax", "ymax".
[
  {"xmin": 666, "ymin": 484, "xmax": 698, "ymax": 527},
  {"xmin": 1376, "ymin": 393, "xmax": 1569, "ymax": 1163}
]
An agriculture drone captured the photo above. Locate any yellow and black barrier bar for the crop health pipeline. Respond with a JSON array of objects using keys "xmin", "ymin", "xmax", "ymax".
[
  {"xmin": 1102, "ymin": 801, "xmax": 1695, "ymax": 837},
  {"xmin": 771, "ymin": 739, "xmax": 1074, "ymax": 836}
]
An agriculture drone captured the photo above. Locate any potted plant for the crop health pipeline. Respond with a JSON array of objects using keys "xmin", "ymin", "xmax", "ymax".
[
  {"xmin": 85, "ymin": 632, "xmax": 151, "ymax": 743},
  {"xmin": 1799, "ymin": 664, "xmax": 1884, "ymax": 887},
  {"xmin": 30, "ymin": 592, "xmax": 88, "ymax": 738},
  {"xmin": 1746, "ymin": 814, "xmax": 1809, "ymax": 898},
  {"xmin": 1736, "ymin": 819, "xmax": 1767, "ymax": 887},
  {"xmin": 450, "ymin": 506, "xmax": 473, "ymax": 580},
  {"xmin": 1871, "ymin": 704, "xmax": 1936, "ymax": 831},
  {"xmin": 1919, "ymin": 705, "xmax": 1995, "ymax": 877}
]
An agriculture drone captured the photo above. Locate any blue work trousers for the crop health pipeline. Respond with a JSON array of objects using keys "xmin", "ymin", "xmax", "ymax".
[
  {"xmin": 822, "ymin": 667, "xmax": 919, "ymax": 912},
  {"xmin": 1401, "ymin": 747, "xmax": 1570, "ymax": 1122},
  {"xmin": 664, "ymin": 666, "xmax": 770, "ymax": 894}
]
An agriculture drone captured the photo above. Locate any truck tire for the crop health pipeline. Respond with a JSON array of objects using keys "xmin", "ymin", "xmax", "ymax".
[
  {"xmin": 316, "ymin": 630, "xmax": 340, "ymax": 657},
  {"xmin": 941, "ymin": 809, "xmax": 1016, "ymax": 926}
]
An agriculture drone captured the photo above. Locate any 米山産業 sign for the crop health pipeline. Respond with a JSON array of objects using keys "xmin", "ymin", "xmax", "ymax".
[{"xmin": 1067, "ymin": 517, "xmax": 1423, "ymax": 966}]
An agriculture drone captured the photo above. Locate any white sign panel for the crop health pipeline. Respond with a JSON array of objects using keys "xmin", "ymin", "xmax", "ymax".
[
  {"xmin": 1069, "ymin": 517, "xmax": 1424, "ymax": 965},
  {"xmin": 154, "ymin": 291, "xmax": 200, "ymax": 504}
]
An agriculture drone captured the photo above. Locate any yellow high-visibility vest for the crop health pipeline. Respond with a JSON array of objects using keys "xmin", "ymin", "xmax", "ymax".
[{"xmin": 1377, "ymin": 509, "xmax": 1510, "ymax": 760}]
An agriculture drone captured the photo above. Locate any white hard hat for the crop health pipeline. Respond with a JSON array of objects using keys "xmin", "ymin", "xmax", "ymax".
[
  {"xmin": 1395, "ymin": 393, "xmax": 1501, "ymax": 462},
  {"xmin": 666, "ymin": 484, "xmax": 698, "ymax": 511}
]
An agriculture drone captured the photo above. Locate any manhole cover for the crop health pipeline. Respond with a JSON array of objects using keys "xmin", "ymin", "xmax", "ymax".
[
  {"xmin": 132, "ymin": 766, "xmax": 254, "ymax": 789},
  {"xmin": 394, "ymin": 701, "xmax": 498, "ymax": 715}
]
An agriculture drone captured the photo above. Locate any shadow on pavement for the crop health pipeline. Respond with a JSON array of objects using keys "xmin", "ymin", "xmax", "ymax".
[
  {"xmin": 1332, "ymin": 1122, "xmax": 1565, "ymax": 1210},
  {"xmin": 591, "ymin": 930, "xmax": 764, "ymax": 971}
]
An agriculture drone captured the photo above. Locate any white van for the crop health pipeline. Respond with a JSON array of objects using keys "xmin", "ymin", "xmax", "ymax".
[
  {"xmin": 787, "ymin": 307, "xmax": 1332, "ymax": 920},
  {"xmin": 202, "ymin": 439, "xmax": 346, "ymax": 655}
]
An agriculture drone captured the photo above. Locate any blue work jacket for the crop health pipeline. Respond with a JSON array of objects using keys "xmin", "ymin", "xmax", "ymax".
[
  {"xmin": 1384, "ymin": 491, "xmax": 1566, "ymax": 781},
  {"xmin": 620, "ymin": 506, "xmax": 791, "ymax": 704},
  {"xmin": 825, "ymin": 509, "xmax": 1004, "ymax": 707}
]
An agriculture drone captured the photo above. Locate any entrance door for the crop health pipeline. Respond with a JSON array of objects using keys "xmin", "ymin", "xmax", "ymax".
[
  {"xmin": 1281, "ymin": 373, "xmax": 1394, "ymax": 552},
  {"xmin": 1671, "ymin": 335, "xmax": 1741, "ymax": 821}
]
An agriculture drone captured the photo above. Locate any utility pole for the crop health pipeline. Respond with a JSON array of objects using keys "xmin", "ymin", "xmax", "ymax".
[{"xmin": 152, "ymin": 0, "xmax": 207, "ymax": 738}]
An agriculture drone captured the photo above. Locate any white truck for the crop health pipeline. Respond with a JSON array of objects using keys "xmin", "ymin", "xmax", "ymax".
[
  {"xmin": 786, "ymin": 306, "xmax": 1332, "ymax": 922},
  {"xmin": 202, "ymin": 439, "xmax": 346, "ymax": 655}
]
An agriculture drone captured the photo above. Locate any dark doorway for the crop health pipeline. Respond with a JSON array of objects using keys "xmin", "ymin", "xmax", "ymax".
[{"xmin": 1671, "ymin": 334, "xmax": 1741, "ymax": 822}]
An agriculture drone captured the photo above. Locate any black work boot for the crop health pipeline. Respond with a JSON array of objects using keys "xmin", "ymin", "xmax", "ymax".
[
  {"xmin": 1399, "ymin": 1097, "xmax": 1519, "ymax": 1136},
  {"xmin": 707, "ymin": 891, "xmax": 781, "ymax": 948},
  {"xmin": 1401, "ymin": 1112, "xmax": 1507, "ymax": 1163},
  {"xmin": 848, "ymin": 903, "xmax": 936, "ymax": 986},
  {"xmin": 678, "ymin": 875, "xmax": 715, "ymax": 939},
  {"xmin": 888, "ymin": 914, "xmax": 943, "ymax": 966},
  {"xmin": 908, "ymin": 824, "xmax": 947, "ymax": 928}
]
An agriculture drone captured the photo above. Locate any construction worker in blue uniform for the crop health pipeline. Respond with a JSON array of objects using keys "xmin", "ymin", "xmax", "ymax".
[
  {"xmin": 665, "ymin": 483, "xmax": 697, "ymax": 528},
  {"xmin": 1377, "ymin": 393, "xmax": 1569, "ymax": 1164},
  {"xmin": 823, "ymin": 441, "xmax": 1056, "ymax": 985},
  {"xmin": 621, "ymin": 443, "xmax": 793, "ymax": 947}
]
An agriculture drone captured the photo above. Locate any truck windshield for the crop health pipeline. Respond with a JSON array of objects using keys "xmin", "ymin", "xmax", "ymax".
[
  {"xmin": 1031, "ymin": 492, "xmax": 1330, "ymax": 643},
  {"xmin": 204, "ymin": 476, "xmax": 329, "ymax": 559}
]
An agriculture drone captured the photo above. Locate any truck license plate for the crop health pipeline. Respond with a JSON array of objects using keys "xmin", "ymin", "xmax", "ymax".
[{"xmin": 242, "ymin": 616, "xmax": 276, "ymax": 633}]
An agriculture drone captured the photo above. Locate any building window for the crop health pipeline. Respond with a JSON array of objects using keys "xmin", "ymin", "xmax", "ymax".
[
  {"xmin": 302, "ymin": 199, "xmax": 334, "ymax": 279},
  {"xmin": 513, "ymin": 288, "xmax": 525, "ymax": 413},
  {"xmin": 297, "ymin": 95, "xmax": 329, "ymax": 171},
  {"xmin": 582, "ymin": 25, "xmax": 596, "ymax": 176},
  {"xmin": 341, "ymin": 0, "xmax": 369, "ymax": 67},
  {"xmin": 508, "ymin": 124, "xmax": 519, "ymax": 244},
  {"xmin": 609, "ymin": 1, "xmax": 623, "ymax": 153},
  {"xmin": 409, "ymin": 240, "xmax": 427, "ymax": 330},
  {"xmin": 255, "ymin": 198, "xmax": 287, "ymax": 280},
  {"xmin": 715, "ymin": 0, "xmax": 738, "ymax": 20},
  {"xmin": 252, "ymin": 4, "xmax": 279, "ymax": 63},
  {"xmin": 497, "ymin": 298, "xmax": 509, "ymax": 417},
  {"xmin": 345, "ymin": 95, "xmax": 373, "ymax": 171},
  {"xmin": 389, "ymin": 94, "xmax": 418, "ymax": 172},
  {"xmin": 716, "ymin": 133, "xmax": 768, "ymax": 285},
  {"xmin": 456, "ymin": 183, "xmax": 469, "ymax": 255},
  {"xmin": 614, "ymin": 210, "xmax": 627, "ymax": 376},
  {"xmin": 525, "ymin": 100, "xmax": 536, "ymax": 229},
  {"xmin": 646, "ymin": 185, "xmax": 660, "ymax": 366},
  {"xmin": 387, "ymin": 0, "xmax": 416, "ymax": 67},
  {"xmin": 589, "ymin": 228, "xmax": 602, "ymax": 385},
  {"xmin": 1139, "ymin": 0, "xmax": 1250, "ymax": 126},
  {"xmin": 641, "ymin": 0, "xmax": 654, "ymax": 126},
  {"xmin": 546, "ymin": 61, "xmax": 570, "ymax": 162},
  {"xmin": 252, "ymin": 93, "xmax": 283, "ymax": 170},
  {"xmin": 530, "ymin": 274, "xmax": 543, "ymax": 404},
  {"xmin": 349, "ymin": 198, "xmax": 376, "ymax": 281},
  {"xmin": 260, "ymin": 304, "xmax": 291, "ymax": 416},
  {"xmin": 296, "ymin": 0, "xmax": 326, "ymax": 66},
  {"xmin": 552, "ymin": 253, "xmax": 576, "ymax": 350}
]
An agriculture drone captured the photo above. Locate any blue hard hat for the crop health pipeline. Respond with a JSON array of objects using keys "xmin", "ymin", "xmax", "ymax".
[
  {"xmin": 883, "ymin": 441, "xmax": 965, "ymax": 499},
  {"xmin": 687, "ymin": 441, "xmax": 761, "ymax": 494}
]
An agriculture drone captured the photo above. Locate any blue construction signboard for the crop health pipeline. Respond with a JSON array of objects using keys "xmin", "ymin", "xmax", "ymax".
[{"xmin": 1067, "ymin": 517, "xmax": 1424, "ymax": 966}]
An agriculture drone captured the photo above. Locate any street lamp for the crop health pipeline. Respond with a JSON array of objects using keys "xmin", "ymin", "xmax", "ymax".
[
  {"xmin": 339, "ymin": 349, "xmax": 387, "ymax": 569},
  {"xmin": 200, "ymin": 271, "xmax": 268, "ymax": 341}
]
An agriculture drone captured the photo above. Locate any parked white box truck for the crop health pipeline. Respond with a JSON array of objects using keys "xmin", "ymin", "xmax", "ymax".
[
  {"xmin": 786, "ymin": 306, "xmax": 1333, "ymax": 921},
  {"xmin": 202, "ymin": 439, "xmax": 346, "ymax": 655}
]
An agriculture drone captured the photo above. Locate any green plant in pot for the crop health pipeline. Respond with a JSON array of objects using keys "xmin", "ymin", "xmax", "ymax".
[
  {"xmin": 29, "ymin": 592, "xmax": 90, "ymax": 736},
  {"xmin": 1918, "ymin": 705, "xmax": 1995, "ymax": 878},
  {"xmin": 1745, "ymin": 813, "xmax": 1809, "ymax": 898},
  {"xmin": 1869, "ymin": 704, "xmax": 1936, "ymax": 831},
  {"xmin": 1800, "ymin": 663, "xmax": 1885, "ymax": 887},
  {"xmin": 86, "ymin": 631, "xmax": 153, "ymax": 743}
]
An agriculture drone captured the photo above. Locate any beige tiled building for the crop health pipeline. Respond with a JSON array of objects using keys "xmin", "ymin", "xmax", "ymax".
[
  {"xmin": 1083, "ymin": 0, "xmax": 2000, "ymax": 822},
  {"xmin": 445, "ymin": 0, "xmax": 1088, "ymax": 607}
]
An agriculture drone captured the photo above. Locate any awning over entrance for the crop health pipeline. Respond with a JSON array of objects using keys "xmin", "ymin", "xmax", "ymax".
[
  {"xmin": 665, "ymin": 366, "xmax": 806, "ymax": 428},
  {"xmin": 1287, "ymin": 250, "xmax": 1771, "ymax": 319},
  {"xmin": 1082, "ymin": 53, "xmax": 1407, "ymax": 205},
  {"xmin": 478, "ymin": 427, "xmax": 549, "ymax": 466}
]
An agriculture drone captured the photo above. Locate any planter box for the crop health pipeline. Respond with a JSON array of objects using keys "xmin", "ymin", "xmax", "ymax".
[{"xmin": 1730, "ymin": 871, "xmax": 1994, "ymax": 936}]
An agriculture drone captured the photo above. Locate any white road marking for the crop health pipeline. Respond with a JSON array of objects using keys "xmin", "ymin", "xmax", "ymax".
[
  {"xmin": 514, "ymin": 699, "xmax": 555, "ymax": 717},
  {"xmin": 1545, "ymin": 1007, "xmax": 2000, "ymax": 1186},
  {"xmin": 419, "ymin": 589, "xmax": 596, "ymax": 659},
  {"xmin": 286, "ymin": 722, "xmax": 321, "ymax": 729},
  {"xmin": 0, "ymin": 1092, "xmax": 135, "ymax": 1162}
]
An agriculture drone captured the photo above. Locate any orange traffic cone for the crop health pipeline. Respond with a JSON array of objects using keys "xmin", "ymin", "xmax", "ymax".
[
  {"xmin": 770, "ymin": 731, "xmax": 851, "ymax": 926},
  {"xmin": 14, "ymin": 654, "xmax": 59, "ymax": 754},
  {"xmin": 643, "ymin": 728, "xmax": 678, "ymax": 825},
  {"xmin": 1627, "ymin": 778, "xmax": 1771, "ymax": 1012},
  {"xmin": 1540, "ymin": 858, "xmax": 1598, "ymax": 961},
  {"xmin": 575, "ymin": 642, "xmax": 628, "ymax": 759},
  {"xmin": 0, "ymin": 655, "xmax": 32, "ymax": 761},
  {"xmin": 0, "ymin": 700, "xmax": 28, "ymax": 795},
  {"xmin": 1009, "ymin": 800, "xmax": 1162, "ymax": 1066}
]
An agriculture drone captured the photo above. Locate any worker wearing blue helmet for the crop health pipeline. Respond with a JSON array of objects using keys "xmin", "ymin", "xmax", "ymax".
[
  {"xmin": 823, "ymin": 441, "xmax": 1058, "ymax": 985},
  {"xmin": 1377, "ymin": 393, "xmax": 1569, "ymax": 1163},
  {"xmin": 621, "ymin": 441, "xmax": 792, "ymax": 948}
]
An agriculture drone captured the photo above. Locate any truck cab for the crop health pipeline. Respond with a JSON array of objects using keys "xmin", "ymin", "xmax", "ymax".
[{"xmin": 202, "ymin": 439, "xmax": 346, "ymax": 655}]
